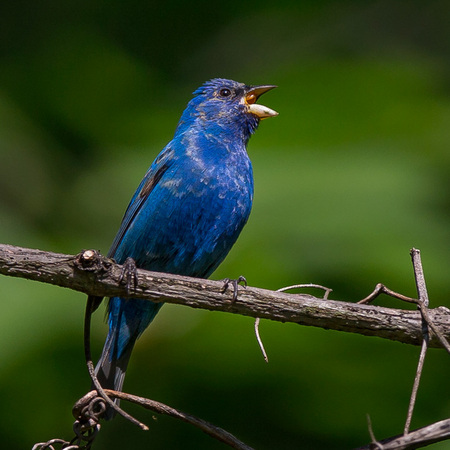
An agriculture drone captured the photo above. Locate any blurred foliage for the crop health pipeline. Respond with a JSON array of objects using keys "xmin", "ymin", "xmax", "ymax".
[{"xmin": 1, "ymin": 0, "xmax": 450, "ymax": 449}]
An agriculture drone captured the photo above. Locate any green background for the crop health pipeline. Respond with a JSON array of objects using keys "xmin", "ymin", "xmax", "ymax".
[{"xmin": 1, "ymin": 1, "xmax": 449, "ymax": 448}]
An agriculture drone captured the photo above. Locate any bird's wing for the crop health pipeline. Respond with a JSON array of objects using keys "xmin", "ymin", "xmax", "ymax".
[{"xmin": 107, "ymin": 146, "xmax": 175, "ymax": 260}]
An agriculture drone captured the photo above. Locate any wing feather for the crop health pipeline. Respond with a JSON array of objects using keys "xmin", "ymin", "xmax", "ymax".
[{"xmin": 107, "ymin": 146, "xmax": 174, "ymax": 260}]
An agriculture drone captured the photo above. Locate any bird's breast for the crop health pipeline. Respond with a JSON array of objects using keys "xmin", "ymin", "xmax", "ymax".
[{"xmin": 122, "ymin": 136, "xmax": 254, "ymax": 277}]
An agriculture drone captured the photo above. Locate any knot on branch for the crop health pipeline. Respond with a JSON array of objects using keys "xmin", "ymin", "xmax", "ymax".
[
  {"xmin": 72, "ymin": 390, "xmax": 106, "ymax": 425},
  {"xmin": 73, "ymin": 250, "xmax": 111, "ymax": 274}
]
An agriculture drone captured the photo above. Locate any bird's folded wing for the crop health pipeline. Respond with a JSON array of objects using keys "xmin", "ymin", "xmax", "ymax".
[{"xmin": 107, "ymin": 146, "xmax": 175, "ymax": 260}]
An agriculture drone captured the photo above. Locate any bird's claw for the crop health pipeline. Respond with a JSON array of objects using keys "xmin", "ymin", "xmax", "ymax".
[
  {"xmin": 119, "ymin": 257, "xmax": 139, "ymax": 295},
  {"xmin": 222, "ymin": 276, "xmax": 247, "ymax": 302}
]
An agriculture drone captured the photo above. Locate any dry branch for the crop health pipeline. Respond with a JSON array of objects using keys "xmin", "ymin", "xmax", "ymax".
[
  {"xmin": 1, "ymin": 243, "xmax": 450, "ymax": 348},
  {"xmin": 356, "ymin": 418, "xmax": 450, "ymax": 449}
]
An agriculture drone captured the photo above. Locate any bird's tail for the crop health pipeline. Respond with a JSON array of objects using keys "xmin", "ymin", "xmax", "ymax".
[
  {"xmin": 93, "ymin": 296, "xmax": 163, "ymax": 420},
  {"xmin": 94, "ymin": 326, "xmax": 135, "ymax": 420}
]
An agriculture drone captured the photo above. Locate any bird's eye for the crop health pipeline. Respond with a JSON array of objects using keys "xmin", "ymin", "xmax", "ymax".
[{"xmin": 219, "ymin": 88, "xmax": 232, "ymax": 97}]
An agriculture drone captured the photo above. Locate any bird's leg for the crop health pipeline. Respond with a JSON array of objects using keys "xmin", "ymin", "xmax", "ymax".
[
  {"xmin": 221, "ymin": 276, "xmax": 247, "ymax": 302},
  {"xmin": 119, "ymin": 257, "xmax": 139, "ymax": 295}
]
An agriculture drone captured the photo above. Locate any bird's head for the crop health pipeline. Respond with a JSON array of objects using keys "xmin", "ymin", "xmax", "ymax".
[{"xmin": 177, "ymin": 78, "xmax": 278, "ymax": 140}]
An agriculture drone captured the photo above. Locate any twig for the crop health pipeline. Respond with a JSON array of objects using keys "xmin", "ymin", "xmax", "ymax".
[
  {"xmin": 253, "ymin": 284, "xmax": 333, "ymax": 363},
  {"xmin": 417, "ymin": 306, "xmax": 450, "ymax": 354},
  {"xmin": 32, "ymin": 439, "xmax": 74, "ymax": 450},
  {"xmin": 355, "ymin": 418, "xmax": 450, "ymax": 449},
  {"xmin": 277, "ymin": 283, "xmax": 333, "ymax": 299},
  {"xmin": 403, "ymin": 249, "xmax": 429, "ymax": 435},
  {"xmin": 366, "ymin": 414, "xmax": 384, "ymax": 450},
  {"xmin": 358, "ymin": 283, "xmax": 417, "ymax": 305},
  {"xmin": 254, "ymin": 318, "xmax": 268, "ymax": 362},
  {"xmin": 101, "ymin": 390, "xmax": 255, "ymax": 450},
  {"xmin": 411, "ymin": 249, "xmax": 429, "ymax": 308},
  {"xmin": 404, "ymin": 338, "xmax": 428, "ymax": 436}
]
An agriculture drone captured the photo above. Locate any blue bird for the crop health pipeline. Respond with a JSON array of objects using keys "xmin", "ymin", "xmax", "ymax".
[{"xmin": 95, "ymin": 78, "xmax": 277, "ymax": 417}]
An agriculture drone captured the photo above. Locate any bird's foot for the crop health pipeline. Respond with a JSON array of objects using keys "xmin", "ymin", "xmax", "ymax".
[
  {"xmin": 119, "ymin": 257, "xmax": 139, "ymax": 295},
  {"xmin": 222, "ymin": 276, "xmax": 247, "ymax": 302}
]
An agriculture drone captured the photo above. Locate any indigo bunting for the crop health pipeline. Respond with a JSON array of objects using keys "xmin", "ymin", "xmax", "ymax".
[{"xmin": 95, "ymin": 78, "xmax": 277, "ymax": 416}]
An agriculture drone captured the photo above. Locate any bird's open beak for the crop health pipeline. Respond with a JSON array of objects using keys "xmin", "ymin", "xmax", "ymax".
[{"xmin": 245, "ymin": 85, "xmax": 278, "ymax": 119}]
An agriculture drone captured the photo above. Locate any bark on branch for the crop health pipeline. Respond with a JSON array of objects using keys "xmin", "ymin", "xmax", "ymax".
[
  {"xmin": 1, "ymin": 243, "xmax": 450, "ymax": 348},
  {"xmin": 356, "ymin": 418, "xmax": 450, "ymax": 449}
]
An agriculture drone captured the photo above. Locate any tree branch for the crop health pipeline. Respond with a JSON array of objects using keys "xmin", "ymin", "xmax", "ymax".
[
  {"xmin": 356, "ymin": 418, "xmax": 450, "ymax": 449},
  {"xmin": 1, "ymin": 243, "xmax": 450, "ymax": 348}
]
